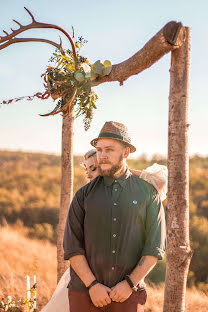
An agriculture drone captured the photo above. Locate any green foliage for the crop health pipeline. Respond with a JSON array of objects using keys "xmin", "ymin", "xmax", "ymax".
[
  {"xmin": 147, "ymin": 259, "xmax": 166, "ymax": 284},
  {"xmin": 44, "ymin": 44, "xmax": 99, "ymax": 130},
  {"xmin": 189, "ymin": 216, "xmax": 208, "ymax": 286},
  {"xmin": 91, "ymin": 60, "xmax": 112, "ymax": 77},
  {"xmin": 41, "ymin": 40, "xmax": 111, "ymax": 130},
  {"xmin": 1, "ymin": 35, "xmax": 114, "ymax": 131}
]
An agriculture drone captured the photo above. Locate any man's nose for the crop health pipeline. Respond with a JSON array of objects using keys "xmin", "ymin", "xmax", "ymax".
[{"xmin": 99, "ymin": 151, "xmax": 108, "ymax": 159}]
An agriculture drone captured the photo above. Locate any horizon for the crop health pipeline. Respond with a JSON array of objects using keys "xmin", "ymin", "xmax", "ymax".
[{"xmin": 0, "ymin": 148, "xmax": 207, "ymax": 160}]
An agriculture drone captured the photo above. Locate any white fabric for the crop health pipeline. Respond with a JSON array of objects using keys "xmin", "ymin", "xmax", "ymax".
[
  {"xmin": 41, "ymin": 163, "xmax": 168, "ymax": 311},
  {"xmin": 41, "ymin": 268, "xmax": 70, "ymax": 312},
  {"xmin": 140, "ymin": 163, "xmax": 168, "ymax": 201}
]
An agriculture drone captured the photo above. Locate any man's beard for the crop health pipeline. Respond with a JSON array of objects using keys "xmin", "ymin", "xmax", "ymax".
[{"xmin": 98, "ymin": 155, "xmax": 123, "ymax": 177}]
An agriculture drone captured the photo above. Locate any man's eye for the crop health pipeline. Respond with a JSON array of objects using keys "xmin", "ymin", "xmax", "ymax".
[{"xmin": 91, "ymin": 167, "xmax": 97, "ymax": 172}]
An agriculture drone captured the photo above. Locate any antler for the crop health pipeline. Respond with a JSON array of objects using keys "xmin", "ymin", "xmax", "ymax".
[
  {"xmin": 0, "ymin": 37, "xmax": 62, "ymax": 51},
  {"xmin": 0, "ymin": 7, "xmax": 77, "ymax": 67},
  {"xmin": 0, "ymin": 7, "xmax": 83, "ymax": 118}
]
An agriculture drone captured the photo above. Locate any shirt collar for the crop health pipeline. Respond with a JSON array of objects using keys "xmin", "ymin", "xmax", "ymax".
[{"xmin": 103, "ymin": 167, "xmax": 132, "ymax": 187}]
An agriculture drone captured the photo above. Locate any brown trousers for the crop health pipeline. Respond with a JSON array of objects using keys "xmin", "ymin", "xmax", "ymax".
[{"xmin": 68, "ymin": 289, "xmax": 147, "ymax": 312}]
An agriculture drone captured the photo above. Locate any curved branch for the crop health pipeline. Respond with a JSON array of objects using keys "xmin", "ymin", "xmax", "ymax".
[
  {"xmin": 91, "ymin": 21, "xmax": 186, "ymax": 87},
  {"xmin": 39, "ymin": 88, "xmax": 77, "ymax": 117},
  {"xmin": 0, "ymin": 7, "xmax": 77, "ymax": 67},
  {"xmin": 0, "ymin": 37, "xmax": 62, "ymax": 51}
]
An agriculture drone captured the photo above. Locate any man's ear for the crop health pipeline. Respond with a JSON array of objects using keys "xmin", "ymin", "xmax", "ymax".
[{"xmin": 123, "ymin": 146, "xmax": 130, "ymax": 159}]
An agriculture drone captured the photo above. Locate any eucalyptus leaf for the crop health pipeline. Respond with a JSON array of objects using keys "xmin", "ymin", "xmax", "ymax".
[
  {"xmin": 85, "ymin": 72, "xmax": 91, "ymax": 79},
  {"xmin": 90, "ymin": 72, "xmax": 98, "ymax": 81},
  {"xmin": 92, "ymin": 60, "xmax": 104, "ymax": 75},
  {"xmin": 102, "ymin": 65, "xmax": 112, "ymax": 76},
  {"xmin": 74, "ymin": 72, "xmax": 85, "ymax": 82}
]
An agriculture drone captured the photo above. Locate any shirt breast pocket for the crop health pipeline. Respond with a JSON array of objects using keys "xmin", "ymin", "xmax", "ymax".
[{"xmin": 129, "ymin": 199, "xmax": 147, "ymax": 223}]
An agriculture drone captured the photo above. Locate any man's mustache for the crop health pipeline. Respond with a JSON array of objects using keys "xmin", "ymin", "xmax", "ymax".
[{"xmin": 98, "ymin": 161, "xmax": 111, "ymax": 165}]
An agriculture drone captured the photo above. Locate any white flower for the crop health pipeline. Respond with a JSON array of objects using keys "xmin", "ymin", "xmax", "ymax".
[{"xmin": 81, "ymin": 63, "xmax": 91, "ymax": 73}]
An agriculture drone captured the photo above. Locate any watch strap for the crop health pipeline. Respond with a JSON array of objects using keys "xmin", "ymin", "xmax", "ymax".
[
  {"xmin": 87, "ymin": 280, "xmax": 99, "ymax": 290},
  {"xmin": 125, "ymin": 275, "xmax": 136, "ymax": 290}
]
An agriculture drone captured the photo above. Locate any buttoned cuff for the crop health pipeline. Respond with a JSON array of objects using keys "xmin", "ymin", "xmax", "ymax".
[
  {"xmin": 141, "ymin": 247, "xmax": 165, "ymax": 260},
  {"xmin": 64, "ymin": 248, "xmax": 85, "ymax": 260}
]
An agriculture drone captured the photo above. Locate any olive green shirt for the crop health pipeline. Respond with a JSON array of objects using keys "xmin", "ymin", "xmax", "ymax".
[{"xmin": 63, "ymin": 168, "xmax": 166, "ymax": 293}]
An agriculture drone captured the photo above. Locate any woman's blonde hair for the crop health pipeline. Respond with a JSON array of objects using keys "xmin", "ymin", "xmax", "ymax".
[
  {"xmin": 84, "ymin": 148, "xmax": 97, "ymax": 160},
  {"xmin": 80, "ymin": 148, "xmax": 97, "ymax": 168}
]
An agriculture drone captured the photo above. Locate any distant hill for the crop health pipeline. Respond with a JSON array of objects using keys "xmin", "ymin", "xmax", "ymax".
[{"xmin": 0, "ymin": 150, "xmax": 87, "ymax": 242}]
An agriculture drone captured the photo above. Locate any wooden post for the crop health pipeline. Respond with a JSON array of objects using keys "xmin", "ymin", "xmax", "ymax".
[
  {"xmin": 163, "ymin": 27, "xmax": 192, "ymax": 312},
  {"xmin": 57, "ymin": 114, "xmax": 74, "ymax": 282}
]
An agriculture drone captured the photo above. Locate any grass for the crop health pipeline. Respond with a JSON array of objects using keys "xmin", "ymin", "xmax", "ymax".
[
  {"xmin": 0, "ymin": 225, "xmax": 57, "ymax": 310},
  {"xmin": 0, "ymin": 225, "xmax": 207, "ymax": 311}
]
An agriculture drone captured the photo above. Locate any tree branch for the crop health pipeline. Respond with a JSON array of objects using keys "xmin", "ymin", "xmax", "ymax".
[{"xmin": 92, "ymin": 21, "xmax": 185, "ymax": 87}]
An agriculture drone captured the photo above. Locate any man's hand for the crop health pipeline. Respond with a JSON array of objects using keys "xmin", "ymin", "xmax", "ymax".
[
  {"xmin": 89, "ymin": 283, "xmax": 111, "ymax": 307},
  {"xmin": 110, "ymin": 280, "xmax": 132, "ymax": 303}
]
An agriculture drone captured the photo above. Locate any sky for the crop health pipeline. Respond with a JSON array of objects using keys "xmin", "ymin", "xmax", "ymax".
[{"xmin": 0, "ymin": 0, "xmax": 207, "ymax": 158}]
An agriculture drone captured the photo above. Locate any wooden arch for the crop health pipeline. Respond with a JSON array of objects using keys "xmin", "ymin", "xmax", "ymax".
[{"xmin": 0, "ymin": 10, "xmax": 191, "ymax": 311}]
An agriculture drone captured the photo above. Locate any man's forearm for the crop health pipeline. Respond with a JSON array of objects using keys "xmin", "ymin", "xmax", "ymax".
[
  {"xmin": 129, "ymin": 255, "xmax": 158, "ymax": 286},
  {"xmin": 69, "ymin": 254, "xmax": 96, "ymax": 287}
]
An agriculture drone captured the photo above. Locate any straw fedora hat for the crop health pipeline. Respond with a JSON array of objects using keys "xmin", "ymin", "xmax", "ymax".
[{"xmin": 90, "ymin": 121, "xmax": 136, "ymax": 153}]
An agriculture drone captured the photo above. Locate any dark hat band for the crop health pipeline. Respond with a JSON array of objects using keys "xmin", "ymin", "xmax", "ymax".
[
  {"xmin": 98, "ymin": 132, "xmax": 124, "ymax": 141},
  {"xmin": 90, "ymin": 121, "xmax": 136, "ymax": 153}
]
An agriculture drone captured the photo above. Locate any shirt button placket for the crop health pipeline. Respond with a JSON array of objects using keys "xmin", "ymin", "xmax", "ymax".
[{"xmin": 111, "ymin": 187, "xmax": 118, "ymax": 275}]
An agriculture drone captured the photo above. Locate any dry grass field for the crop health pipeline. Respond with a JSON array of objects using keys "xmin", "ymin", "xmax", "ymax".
[
  {"xmin": 0, "ymin": 226, "xmax": 207, "ymax": 311},
  {"xmin": 0, "ymin": 225, "xmax": 57, "ymax": 310}
]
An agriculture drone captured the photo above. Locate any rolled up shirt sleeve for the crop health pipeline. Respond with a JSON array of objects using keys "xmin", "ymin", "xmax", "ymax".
[
  {"xmin": 63, "ymin": 188, "xmax": 85, "ymax": 260},
  {"xmin": 141, "ymin": 188, "xmax": 166, "ymax": 260}
]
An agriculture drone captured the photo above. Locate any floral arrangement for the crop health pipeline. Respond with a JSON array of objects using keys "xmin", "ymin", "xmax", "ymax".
[
  {"xmin": 0, "ymin": 295, "xmax": 36, "ymax": 312},
  {"xmin": 0, "ymin": 276, "xmax": 37, "ymax": 312},
  {"xmin": 1, "ymin": 36, "xmax": 112, "ymax": 130}
]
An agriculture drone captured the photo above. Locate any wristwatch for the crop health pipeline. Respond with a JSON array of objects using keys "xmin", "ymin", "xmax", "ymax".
[
  {"xmin": 124, "ymin": 275, "xmax": 138, "ymax": 292},
  {"xmin": 87, "ymin": 280, "xmax": 99, "ymax": 290}
]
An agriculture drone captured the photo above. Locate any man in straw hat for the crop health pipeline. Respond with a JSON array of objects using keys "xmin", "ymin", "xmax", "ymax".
[{"xmin": 63, "ymin": 121, "xmax": 166, "ymax": 312}]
